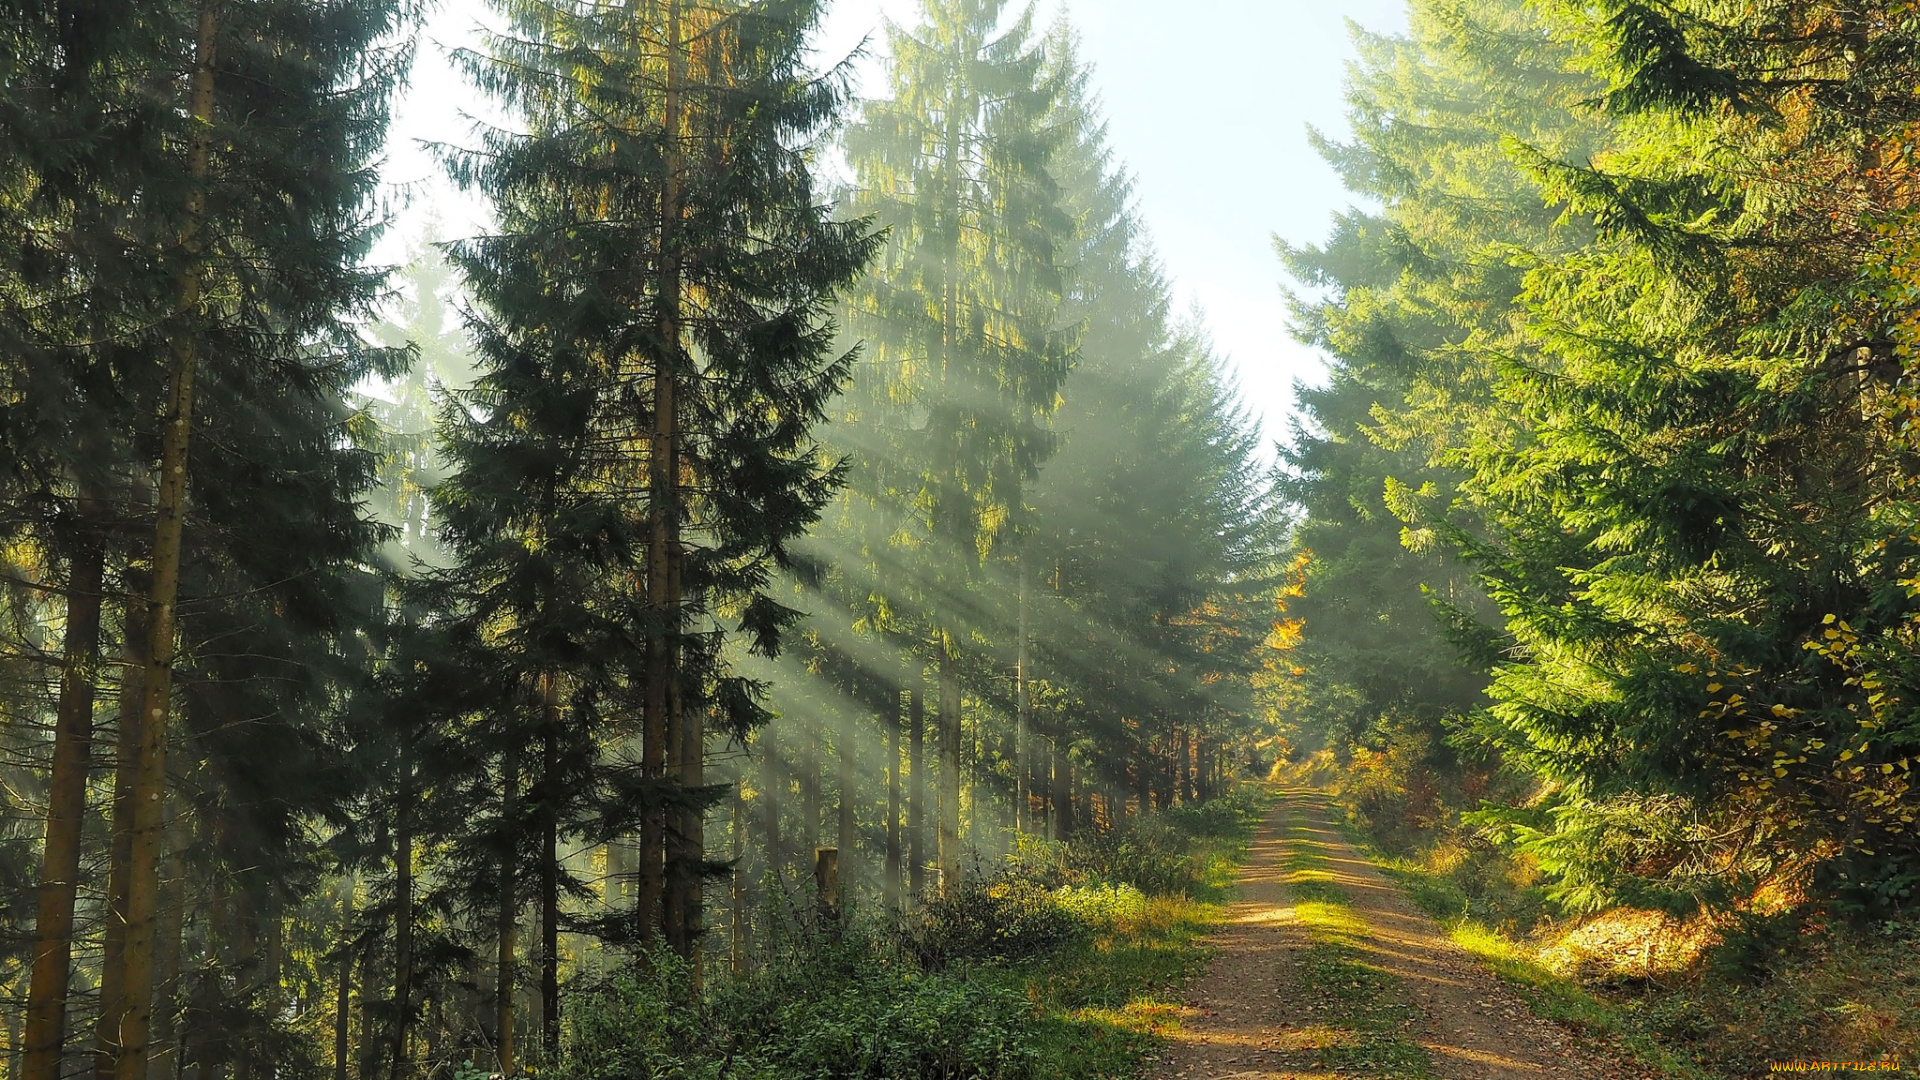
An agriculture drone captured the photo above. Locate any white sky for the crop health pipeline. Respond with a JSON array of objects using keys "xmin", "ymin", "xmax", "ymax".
[{"xmin": 376, "ymin": 0, "xmax": 1410, "ymax": 443}]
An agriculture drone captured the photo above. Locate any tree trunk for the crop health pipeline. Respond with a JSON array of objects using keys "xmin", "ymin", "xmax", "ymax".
[
  {"xmin": 907, "ymin": 679, "xmax": 925, "ymax": 903},
  {"xmin": 884, "ymin": 687, "xmax": 902, "ymax": 912},
  {"xmin": 1134, "ymin": 736, "xmax": 1151, "ymax": 817},
  {"xmin": 1057, "ymin": 755, "xmax": 1075, "ymax": 840},
  {"xmin": 937, "ymin": 647, "xmax": 960, "ymax": 895},
  {"xmin": 667, "ymin": 694, "xmax": 704, "ymax": 972},
  {"xmin": 837, "ymin": 709, "xmax": 854, "ymax": 881},
  {"xmin": 389, "ymin": 748, "xmax": 414, "ymax": 1080},
  {"xmin": 800, "ymin": 718, "xmax": 819, "ymax": 855},
  {"xmin": 23, "ymin": 501, "xmax": 105, "ymax": 1080},
  {"xmin": 1014, "ymin": 563, "xmax": 1029, "ymax": 835},
  {"xmin": 232, "ymin": 888, "xmax": 259, "ymax": 1080},
  {"xmin": 495, "ymin": 747, "xmax": 519, "ymax": 1077},
  {"xmin": 333, "ymin": 885, "xmax": 354, "ymax": 1080},
  {"xmin": 758, "ymin": 723, "xmax": 782, "ymax": 879},
  {"xmin": 643, "ymin": 0, "xmax": 688, "ymax": 953},
  {"xmin": 729, "ymin": 777, "xmax": 745, "ymax": 974},
  {"xmin": 538, "ymin": 697, "xmax": 559, "ymax": 1062},
  {"xmin": 96, "ymin": 587, "xmax": 146, "ymax": 1080},
  {"xmin": 113, "ymin": 6, "xmax": 216, "ymax": 1077},
  {"xmin": 147, "ymin": 796, "xmax": 187, "ymax": 1080},
  {"xmin": 355, "ymin": 920, "xmax": 381, "ymax": 1080}
]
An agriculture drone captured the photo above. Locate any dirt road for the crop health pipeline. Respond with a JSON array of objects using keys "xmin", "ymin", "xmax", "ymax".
[{"xmin": 1147, "ymin": 789, "xmax": 1618, "ymax": 1080}]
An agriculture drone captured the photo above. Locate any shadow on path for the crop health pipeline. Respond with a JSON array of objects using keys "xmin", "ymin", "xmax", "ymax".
[{"xmin": 1145, "ymin": 788, "xmax": 1608, "ymax": 1080}]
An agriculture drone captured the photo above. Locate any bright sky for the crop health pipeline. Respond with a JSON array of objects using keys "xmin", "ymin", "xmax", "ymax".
[{"xmin": 377, "ymin": 0, "xmax": 1409, "ymax": 443}]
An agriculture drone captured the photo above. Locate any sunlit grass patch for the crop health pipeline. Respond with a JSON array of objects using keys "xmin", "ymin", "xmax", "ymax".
[
  {"xmin": 997, "ymin": 865, "xmax": 1233, "ymax": 1076},
  {"xmin": 1366, "ymin": 836, "xmax": 1715, "ymax": 1080},
  {"xmin": 1053, "ymin": 881, "xmax": 1151, "ymax": 930}
]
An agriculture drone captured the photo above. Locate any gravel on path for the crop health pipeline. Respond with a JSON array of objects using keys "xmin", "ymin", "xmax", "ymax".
[{"xmin": 1145, "ymin": 788, "xmax": 1621, "ymax": 1080}]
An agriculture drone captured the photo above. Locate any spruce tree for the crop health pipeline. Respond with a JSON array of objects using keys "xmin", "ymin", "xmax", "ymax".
[
  {"xmin": 442, "ymin": 0, "xmax": 873, "ymax": 1012},
  {"xmin": 842, "ymin": 0, "xmax": 1074, "ymax": 890},
  {"xmin": 1290, "ymin": 0, "xmax": 1920, "ymax": 909}
]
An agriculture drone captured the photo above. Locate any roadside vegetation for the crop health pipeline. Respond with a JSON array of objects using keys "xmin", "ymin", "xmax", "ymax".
[
  {"xmin": 1320, "ymin": 751, "xmax": 1918, "ymax": 1076},
  {"xmin": 548, "ymin": 786, "xmax": 1269, "ymax": 1080}
]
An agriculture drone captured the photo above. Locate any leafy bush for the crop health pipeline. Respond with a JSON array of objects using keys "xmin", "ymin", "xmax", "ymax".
[
  {"xmin": 1059, "ymin": 821, "xmax": 1201, "ymax": 897},
  {"xmin": 556, "ymin": 787, "xmax": 1266, "ymax": 1080},
  {"xmin": 1049, "ymin": 882, "xmax": 1148, "ymax": 931},
  {"xmin": 900, "ymin": 876, "xmax": 1088, "ymax": 970},
  {"xmin": 1005, "ymin": 784, "xmax": 1268, "ymax": 900},
  {"xmin": 560, "ymin": 940, "xmax": 1044, "ymax": 1080}
]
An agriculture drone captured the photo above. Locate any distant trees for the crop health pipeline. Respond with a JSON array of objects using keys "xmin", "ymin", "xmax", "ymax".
[
  {"xmin": 837, "ymin": 0, "xmax": 1075, "ymax": 895},
  {"xmin": 753, "ymin": 0, "xmax": 1282, "ymax": 933}
]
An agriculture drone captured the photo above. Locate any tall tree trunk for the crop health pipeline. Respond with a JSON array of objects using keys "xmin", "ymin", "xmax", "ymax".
[
  {"xmin": 538, "ymin": 692, "xmax": 559, "ymax": 1062},
  {"xmin": 937, "ymin": 647, "xmax": 960, "ymax": 895},
  {"xmin": 1180, "ymin": 726, "xmax": 1197, "ymax": 804},
  {"xmin": 389, "ymin": 747, "xmax": 414, "ymax": 1080},
  {"xmin": 729, "ymin": 776, "xmax": 745, "ymax": 974},
  {"xmin": 837, "ymin": 709, "xmax": 854, "ymax": 874},
  {"xmin": 332, "ymin": 885, "xmax": 353, "ymax": 1080},
  {"xmin": 800, "ymin": 716, "xmax": 819, "ymax": 855},
  {"xmin": 907, "ymin": 679, "xmax": 924, "ymax": 903},
  {"xmin": 355, "ymin": 919, "xmax": 380, "ymax": 1080},
  {"xmin": 884, "ymin": 687, "xmax": 902, "ymax": 913},
  {"xmin": 147, "ymin": 796, "xmax": 187, "ymax": 1080},
  {"xmin": 23, "ymin": 495, "xmax": 105, "ymax": 1080},
  {"xmin": 97, "ymin": 585, "xmax": 146, "ymax": 1080},
  {"xmin": 231, "ymin": 888, "xmax": 259, "ymax": 1080},
  {"xmin": 1133, "ymin": 736, "xmax": 1150, "ymax": 817},
  {"xmin": 668, "ymin": 699, "xmax": 704, "ymax": 973},
  {"xmin": 758, "ymin": 723, "xmax": 782, "ymax": 879},
  {"xmin": 495, "ymin": 747, "xmax": 519, "ymax": 1077},
  {"xmin": 643, "ymin": 0, "xmax": 688, "ymax": 953},
  {"xmin": 1057, "ymin": 755, "xmax": 1075, "ymax": 841},
  {"xmin": 114, "ymin": 6, "xmax": 216, "ymax": 1077},
  {"xmin": 1014, "ymin": 562, "xmax": 1029, "ymax": 835}
]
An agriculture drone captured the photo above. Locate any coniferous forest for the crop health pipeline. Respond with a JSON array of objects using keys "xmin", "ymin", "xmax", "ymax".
[{"xmin": 2, "ymin": 0, "xmax": 1918, "ymax": 1078}]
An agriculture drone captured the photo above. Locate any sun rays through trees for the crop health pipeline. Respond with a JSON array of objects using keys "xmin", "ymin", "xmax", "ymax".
[{"xmin": 0, "ymin": 0, "xmax": 1283, "ymax": 1076}]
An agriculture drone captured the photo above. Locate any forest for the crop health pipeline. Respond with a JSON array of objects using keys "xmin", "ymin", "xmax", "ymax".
[{"xmin": 1, "ymin": 0, "xmax": 1917, "ymax": 1078}]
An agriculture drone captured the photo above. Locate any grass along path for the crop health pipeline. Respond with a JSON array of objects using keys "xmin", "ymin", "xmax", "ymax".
[{"xmin": 1148, "ymin": 788, "xmax": 1622, "ymax": 1080}]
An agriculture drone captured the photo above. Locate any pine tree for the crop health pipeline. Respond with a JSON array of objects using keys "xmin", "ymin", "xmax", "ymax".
[
  {"xmin": 1291, "ymin": 0, "xmax": 1920, "ymax": 909},
  {"xmin": 842, "ymin": 0, "xmax": 1074, "ymax": 891},
  {"xmin": 441, "ymin": 0, "xmax": 873, "ymax": 1016}
]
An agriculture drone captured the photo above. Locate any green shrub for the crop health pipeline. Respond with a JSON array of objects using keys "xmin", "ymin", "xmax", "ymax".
[
  {"xmin": 559, "ymin": 940, "xmax": 1044, "ymax": 1080},
  {"xmin": 1049, "ymin": 882, "xmax": 1148, "ymax": 931},
  {"xmin": 900, "ymin": 876, "xmax": 1088, "ymax": 970},
  {"xmin": 1004, "ymin": 785, "xmax": 1268, "ymax": 900}
]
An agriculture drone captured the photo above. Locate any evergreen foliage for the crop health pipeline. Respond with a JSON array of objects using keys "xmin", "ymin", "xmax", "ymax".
[
  {"xmin": 1286, "ymin": 0, "xmax": 1920, "ymax": 915},
  {"xmin": 0, "ymin": 0, "xmax": 1296, "ymax": 1073}
]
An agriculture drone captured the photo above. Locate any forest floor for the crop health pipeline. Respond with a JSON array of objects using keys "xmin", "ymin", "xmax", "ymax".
[{"xmin": 1144, "ymin": 788, "xmax": 1660, "ymax": 1080}]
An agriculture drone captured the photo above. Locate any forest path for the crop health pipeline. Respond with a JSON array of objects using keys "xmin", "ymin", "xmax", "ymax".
[{"xmin": 1144, "ymin": 788, "xmax": 1610, "ymax": 1080}]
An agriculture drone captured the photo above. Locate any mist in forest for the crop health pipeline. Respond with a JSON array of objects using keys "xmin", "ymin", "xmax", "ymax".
[
  {"xmin": 0, "ymin": 0, "xmax": 1298, "ymax": 1075},
  {"xmin": 12, "ymin": 0, "xmax": 1916, "ymax": 1075}
]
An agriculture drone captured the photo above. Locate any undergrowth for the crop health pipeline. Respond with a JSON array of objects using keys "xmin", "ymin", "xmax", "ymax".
[
  {"xmin": 552, "ymin": 784, "xmax": 1271, "ymax": 1079},
  {"xmin": 1332, "ymin": 768, "xmax": 1918, "ymax": 1078}
]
